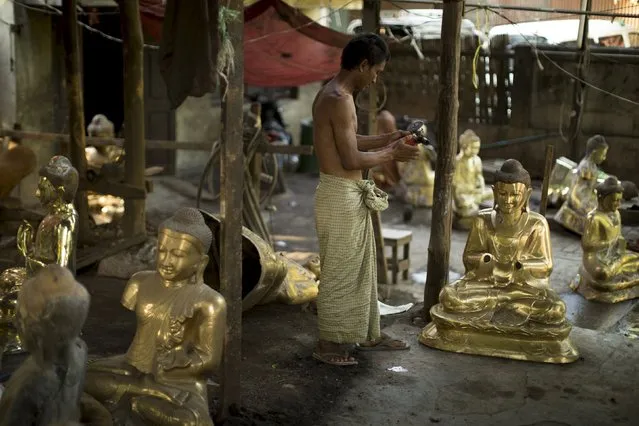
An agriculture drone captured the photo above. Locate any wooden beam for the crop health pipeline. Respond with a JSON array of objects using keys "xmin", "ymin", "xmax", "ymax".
[
  {"xmin": 78, "ymin": 178, "xmax": 146, "ymax": 199},
  {"xmin": 62, "ymin": 0, "xmax": 91, "ymax": 241},
  {"xmin": 118, "ymin": 0, "xmax": 146, "ymax": 238},
  {"xmin": 423, "ymin": 0, "xmax": 464, "ymax": 320},
  {"xmin": 362, "ymin": 0, "xmax": 389, "ymax": 286},
  {"xmin": 218, "ymin": 0, "xmax": 245, "ymax": 420},
  {"xmin": 539, "ymin": 144, "xmax": 555, "ymax": 217}
]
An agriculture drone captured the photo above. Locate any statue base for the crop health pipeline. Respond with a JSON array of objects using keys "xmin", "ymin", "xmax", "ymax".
[
  {"xmin": 553, "ymin": 204, "xmax": 586, "ymax": 235},
  {"xmin": 570, "ymin": 273, "xmax": 639, "ymax": 304},
  {"xmin": 419, "ymin": 305, "xmax": 580, "ymax": 364}
]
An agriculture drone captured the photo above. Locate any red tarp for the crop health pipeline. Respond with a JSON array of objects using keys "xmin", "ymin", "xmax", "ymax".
[{"xmin": 140, "ymin": 0, "xmax": 352, "ymax": 87}]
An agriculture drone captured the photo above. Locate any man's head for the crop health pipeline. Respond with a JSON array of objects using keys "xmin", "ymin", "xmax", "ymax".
[
  {"xmin": 37, "ymin": 156, "xmax": 79, "ymax": 205},
  {"xmin": 596, "ymin": 176, "xmax": 623, "ymax": 212},
  {"xmin": 341, "ymin": 33, "xmax": 390, "ymax": 90},
  {"xmin": 459, "ymin": 129, "xmax": 481, "ymax": 157},
  {"xmin": 585, "ymin": 135, "xmax": 608, "ymax": 165},
  {"xmin": 157, "ymin": 208, "xmax": 212, "ymax": 282},
  {"xmin": 15, "ymin": 265, "xmax": 90, "ymax": 361},
  {"xmin": 492, "ymin": 159, "xmax": 532, "ymax": 214}
]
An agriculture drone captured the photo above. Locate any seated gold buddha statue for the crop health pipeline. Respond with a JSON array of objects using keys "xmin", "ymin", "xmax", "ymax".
[
  {"xmin": 419, "ymin": 159, "xmax": 579, "ymax": 364},
  {"xmin": 554, "ymin": 135, "xmax": 608, "ymax": 235},
  {"xmin": 0, "ymin": 155, "xmax": 79, "ymax": 357},
  {"xmin": 571, "ymin": 176, "xmax": 639, "ymax": 303},
  {"xmin": 453, "ymin": 129, "xmax": 493, "ymax": 229},
  {"xmin": 84, "ymin": 207, "xmax": 226, "ymax": 426},
  {"xmin": 397, "ymin": 143, "xmax": 436, "ymax": 207}
]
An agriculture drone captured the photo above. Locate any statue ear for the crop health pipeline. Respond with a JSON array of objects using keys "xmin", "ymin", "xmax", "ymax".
[{"xmin": 198, "ymin": 254, "xmax": 210, "ymax": 273}]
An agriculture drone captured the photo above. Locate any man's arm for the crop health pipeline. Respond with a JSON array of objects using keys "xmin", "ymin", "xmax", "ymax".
[
  {"xmin": 330, "ymin": 98, "xmax": 394, "ymax": 170},
  {"xmin": 355, "ymin": 133, "xmax": 393, "ymax": 151}
]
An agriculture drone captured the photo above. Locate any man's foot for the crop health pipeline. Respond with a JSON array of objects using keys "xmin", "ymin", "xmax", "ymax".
[
  {"xmin": 356, "ymin": 333, "xmax": 410, "ymax": 351},
  {"xmin": 313, "ymin": 340, "xmax": 358, "ymax": 366}
]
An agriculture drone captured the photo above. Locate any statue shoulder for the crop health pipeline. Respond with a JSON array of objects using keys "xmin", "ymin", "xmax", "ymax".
[
  {"xmin": 129, "ymin": 270, "xmax": 155, "ymax": 285},
  {"xmin": 197, "ymin": 286, "xmax": 227, "ymax": 316},
  {"xmin": 526, "ymin": 211, "xmax": 550, "ymax": 230}
]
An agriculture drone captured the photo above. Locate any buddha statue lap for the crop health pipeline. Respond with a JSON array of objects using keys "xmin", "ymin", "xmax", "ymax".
[
  {"xmin": 0, "ymin": 156, "xmax": 79, "ymax": 358},
  {"xmin": 420, "ymin": 159, "xmax": 579, "ymax": 364},
  {"xmin": 397, "ymin": 143, "xmax": 436, "ymax": 208},
  {"xmin": 555, "ymin": 135, "xmax": 608, "ymax": 235},
  {"xmin": 571, "ymin": 177, "xmax": 639, "ymax": 303},
  {"xmin": 0, "ymin": 264, "xmax": 112, "ymax": 426},
  {"xmin": 453, "ymin": 129, "xmax": 493, "ymax": 229},
  {"xmin": 83, "ymin": 208, "xmax": 227, "ymax": 426}
]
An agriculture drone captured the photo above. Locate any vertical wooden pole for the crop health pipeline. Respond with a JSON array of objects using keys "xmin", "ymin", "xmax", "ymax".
[
  {"xmin": 62, "ymin": 0, "xmax": 90, "ymax": 241},
  {"xmin": 362, "ymin": 0, "xmax": 388, "ymax": 285},
  {"xmin": 218, "ymin": 0, "xmax": 244, "ymax": 420},
  {"xmin": 423, "ymin": 0, "xmax": 464, "ymax": 320},
  {"xmin": 568, "ymin": 0, "xmax": 592, "ymax": 160},
  {"xmin": 539, "ymin": 144, "xmax": 555, "ymax": 217},
  {"xmin": 118, "ymin": 0, "xmax": 147, "ymax": 237}
]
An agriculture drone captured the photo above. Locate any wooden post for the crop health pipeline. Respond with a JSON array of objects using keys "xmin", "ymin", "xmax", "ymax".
[
  {"xmin": 423, "ymin": 0, "xmax": 464, "ymax": 320},
  {"xmin": 218, "ymin": 0, "xmax": 244, "ymax": 420},
  {"xmin": 568, "ymin": 0, "xmax": 592, "ymax": 159},
  {"xmin": 118, "ymin": 0, "xmax": 147, "ymax": 237},
  {"xmin": 62, "ymin": 0, "xmax": 90, "ymax": 241},
  {"xmin": 539, "ymin": 144, "xmax": 555, "ymax": 217},
  {"xmin": 362, "ymin": 0, "xmax": 388, "ymax": 285}
]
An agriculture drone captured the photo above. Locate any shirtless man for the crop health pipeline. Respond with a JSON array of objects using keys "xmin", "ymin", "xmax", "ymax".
[{"xmin": 312, "ymin": 33, "xmax": 420, "ymax": 365}]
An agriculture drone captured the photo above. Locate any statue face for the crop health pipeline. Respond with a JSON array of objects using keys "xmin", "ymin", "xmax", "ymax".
[
  {"xmin": 493, "ymin": 182, "xmax": 530, "ymax": 214},
  {"xmin": 601, "ymin": 192, "xmax": 622, "ymax": 212},
  {"xmin": 463, "ymin": 140, "xmax": 481, "ymax": 157},
  {"xmin": 157, "ymin": 230, "xmax": 206, "ymax": 282},
  {"xmin": 591, "ymin": 147, "xmax": 608, "ymax": 165},
  {"xmin": 35, "ymin": 177, "xmax": 59, "ymax": 206}
]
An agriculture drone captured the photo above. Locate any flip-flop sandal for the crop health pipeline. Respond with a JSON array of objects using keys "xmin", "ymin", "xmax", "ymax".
[
  {"xmin": 312, "ymin": 352, "xmax": 359, "ymax": 366},
  {"xmin": 356, "ymin": 335, "xmax": 411, "ymax": 352}
]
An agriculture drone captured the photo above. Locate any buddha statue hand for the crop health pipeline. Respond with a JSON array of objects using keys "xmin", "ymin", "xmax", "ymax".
[
  {"xmin": 16, "ymin": 220, "xmax": 34, "ymax": 258},
  {"xmin": 472, "ymin": 253, "xmax": 495, "ymax": 280}
]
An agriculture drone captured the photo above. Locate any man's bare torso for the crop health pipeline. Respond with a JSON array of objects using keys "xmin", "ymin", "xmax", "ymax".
[{"xmin": 312, "ymin": 81, "xmax": 362, "ymax": 180}]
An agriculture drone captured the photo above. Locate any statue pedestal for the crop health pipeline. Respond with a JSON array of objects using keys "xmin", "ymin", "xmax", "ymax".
[
  {"xmin": 419, "ymin": 305, "xmax": 580, "ymax": 364},
  {"xmin": 571, "ymin": 273, "xmax": 639, "ymax": 304}
]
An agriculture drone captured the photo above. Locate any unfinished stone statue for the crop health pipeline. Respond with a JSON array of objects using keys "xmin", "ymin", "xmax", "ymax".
[
  {"xmin": 84, "ymin": 207, "xmax": 226, "ymax": 426},
  {"xmin": 85, "ymin": 114, "xmax": 124, "ymax": 169},
  {"xmin": 452, "ymin": 129, "xmax": 493, "ymax": 229},
  {"xmin": 0, "ymin": 265, "xmax": 93, "ymax": 425},
  {"xmin": 0, "ymin": 155, "xmax": 79, "ymax": 357},
  {"xmin": 420, "ymin": 159, "xmax": 579, "ymax": 364},
  {"xmin": 554, "ymin": 135, "xmax": 608, "ymax": 234},
  {"xmin": 571, "ymin": 176, "xmax": 639, "ymax": 303}
]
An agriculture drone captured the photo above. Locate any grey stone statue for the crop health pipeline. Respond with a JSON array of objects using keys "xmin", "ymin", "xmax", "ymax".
[{"xmin": 0, "ymin": 264, "xmax": 110, "ymax": 425}]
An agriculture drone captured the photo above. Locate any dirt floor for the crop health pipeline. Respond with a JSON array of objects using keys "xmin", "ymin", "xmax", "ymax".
[{"xmin": 1, "ymin": 172, "xmax": 639, "ymax": 425}]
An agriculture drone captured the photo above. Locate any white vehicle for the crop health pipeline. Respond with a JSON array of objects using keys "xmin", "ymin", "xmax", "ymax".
[
  {"xmin": 346, "ymin": 8, "xmax": 486, "ymax": 44},
  {"xmin": 488, "ymin": 19, "xmax": 638, "ymax": 48}
]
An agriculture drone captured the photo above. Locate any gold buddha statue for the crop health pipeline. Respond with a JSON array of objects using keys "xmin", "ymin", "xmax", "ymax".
[
  {"xmin": 554, "ymin": 135, "xmax": 608, "ymax": 235},
  {"xmin": 571, "ymin": 176, "xmax": 639, "ymax": 303},
  {"xmin": 453, "ymin": 129, "xmax": 493, "ymax": 229},
  {"xmin": 420, "ymin": 159, "xmax": 579, "ymax": 364},
  {"xmin": 0, "ymin": 155, "xmax": 79, "ymax": 357},
  {"xmin": 84, "ymin": 207, "xmax": 226, "ymax": 426},
  {"xmin": 397, "ymin": 144, "xmax": 436, "ymax": 207}
]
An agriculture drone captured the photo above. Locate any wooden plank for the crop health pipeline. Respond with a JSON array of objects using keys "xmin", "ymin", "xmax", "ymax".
[
  {"xmin": 76, "ymin": 234, "xmax": 147, "ymax": 270},
  {"xmin": 118, "ymin": 0, "xmax": 147, "ymax": 237},
  {"xmin": 424, "ymin": 0, "xmax": 464, "ymax": 320},
  {"xmin": 218, "ymin": 0, "xmax": 245, "ymax": 420},
  {"xmin": 62, "ymin": 0, "xmax": 91, "ymax": 241}
]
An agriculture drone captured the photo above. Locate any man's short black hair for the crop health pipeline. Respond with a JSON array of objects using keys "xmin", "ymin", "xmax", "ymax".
[{"xmin": 341, "ymin": 33, "xmax": 390, "ymax": 70}]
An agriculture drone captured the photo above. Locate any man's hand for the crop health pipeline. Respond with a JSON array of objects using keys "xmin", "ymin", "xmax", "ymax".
[
  {"xmin": 388, "ymin": 130, "xmax": 411, "ymax": 144},
  {"xmin": 390, "ymin": 136, "xmax": 420, "ymax": 162}
]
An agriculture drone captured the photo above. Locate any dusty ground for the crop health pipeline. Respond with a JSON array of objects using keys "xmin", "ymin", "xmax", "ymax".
[{"xmin": 1, "ymin": 173, "xmax": 638, "ymax": 425}]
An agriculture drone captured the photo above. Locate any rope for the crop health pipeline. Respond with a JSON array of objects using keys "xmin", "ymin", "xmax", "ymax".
[{"xmin": 217, "ymin": 4, "xmax": 241, "ymax": 101}]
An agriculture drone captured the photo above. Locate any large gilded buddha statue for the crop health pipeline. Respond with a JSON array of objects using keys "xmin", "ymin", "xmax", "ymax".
[
  {"xmin": 571, "ymin": 176, "xmax": 639, "ymax": 303},
  {"xmin": 84, "ymin": 207, "xmax": 226, "ymax": 425},
  {"xmin": 420, "ymin": 159, "xmax": 579, "ymax": 364},
  {"xmin": 554, "ymin": 135, "xmax": 608, "ymax": 234}
]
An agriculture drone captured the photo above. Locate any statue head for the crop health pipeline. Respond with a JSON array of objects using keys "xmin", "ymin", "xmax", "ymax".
[
  {"xmin": 459, "ymin": 129, "xmax": 481, "ymax": 157},
  {"xmin": 14, "ymin": 264, "xmax": 89, "ymax": 365},
  {"xmin": 596, "ymin": 176, "xmax": 623, "ymax": 212},
  {"xmin": 585, "ymin": 135, "xmax": 608, "ymax": 165},
  {"xmin": 492, "ymin": 159, "xmax": 532, "ymax": 215},
  {"xmin": 340, "ymin": 33, "xmax": 390, "ymax": 91},
  {"xmin": 37, "ymin": 156, "xmax": 79, "ymax": 206},
  {"xmin": 87, "ymin": 114, "xmax": 115, "ymax": 138},
  {"xmin": 157, "ymin": 208, "xmax": 212, "ymax": 284}
]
